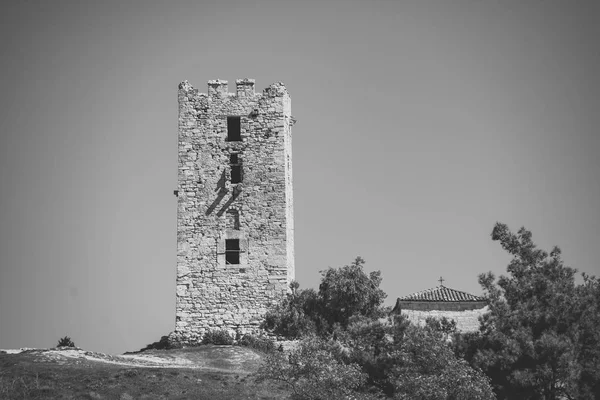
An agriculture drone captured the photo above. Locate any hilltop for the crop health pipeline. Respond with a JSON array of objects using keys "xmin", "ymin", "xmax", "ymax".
[{"xmin": 0, "ymin": 346, "xmax": 289, "ymax": 399}]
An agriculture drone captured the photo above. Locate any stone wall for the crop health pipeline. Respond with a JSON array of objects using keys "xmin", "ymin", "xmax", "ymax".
[
  {"xmin": 172, "ymin": 78, "xmax": 295, "ymax": 344},
  {"xmin": 399, "ymin": 306, "xmax": 489, "ymax": 332},
  {"xmin": 398, "ymin": 301, "xmax": 487, "ymax": 312}
]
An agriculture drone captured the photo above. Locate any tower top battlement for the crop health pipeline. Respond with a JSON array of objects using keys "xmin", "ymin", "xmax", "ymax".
[{"xmin": 178, "ymin": 79, "xmax": 289, "ymax": 99}]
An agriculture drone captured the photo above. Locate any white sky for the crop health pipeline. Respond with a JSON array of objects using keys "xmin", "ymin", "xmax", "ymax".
[{"xmin": 1, "ymin": 0, "xmax": 599, "ymax": 354}]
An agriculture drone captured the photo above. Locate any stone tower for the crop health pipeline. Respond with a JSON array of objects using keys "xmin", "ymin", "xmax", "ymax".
[{"xmin": 173, "ymin": 78, "xmax": 295, "ymax": 343}]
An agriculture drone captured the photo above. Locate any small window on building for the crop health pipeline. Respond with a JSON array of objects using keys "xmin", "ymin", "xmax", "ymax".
[
  {"xmin": 225, "ymin": 239, "xmax": 240, "ymax": 264},
  {"xmin": 230, "ymin": 153, "xmax": 242, "ymax": 184},
  {"xmin": 227, "ymin": 116, "xmax": 241, "ymax": 141}
]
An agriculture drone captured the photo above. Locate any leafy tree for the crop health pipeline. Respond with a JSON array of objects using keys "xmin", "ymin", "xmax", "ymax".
[
  {"xmin": 462, "ymin": 223, "xmax": 600, "ymax": 399},
  {"xmin": 262, "ymin": 257, "xmax": 387, "ymax": 337},
  {"xmin": 318, "ymin": 256, "xmax": 387, "ymax": 331}
]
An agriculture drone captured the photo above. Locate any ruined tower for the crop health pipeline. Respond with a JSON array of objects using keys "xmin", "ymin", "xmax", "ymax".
[{"xmin": 173, "ymin": 78, "xmax": 295, "ymax": 343}]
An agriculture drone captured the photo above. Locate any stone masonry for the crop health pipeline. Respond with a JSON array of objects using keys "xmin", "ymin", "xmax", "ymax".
[
  {"xmin": 399, "ymin": 306, "xmax": 489, "ymax": 332},
  {"xmin": 172, "ymin": 78, "xmax": 295, "ymax": 344}
]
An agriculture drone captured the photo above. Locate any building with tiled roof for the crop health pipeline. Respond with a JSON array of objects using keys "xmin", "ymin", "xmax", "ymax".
[
  {"xmin": 396, "ymin": 285, "xmax": 486, "ymax": 306},
  {"xmin": 393, "ymin": 279, "xmax": 488, "ymax": 332}
]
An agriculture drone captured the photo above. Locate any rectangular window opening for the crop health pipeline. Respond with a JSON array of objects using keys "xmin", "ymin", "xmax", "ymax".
[
  {"xmin": 227, "ymin": 116, "xmax": 241, "ymax": 141},
  {"xmin": 230, "ymin": 153, "xmax": 242, "ymax": 184},
  {"xmin": 225, "ymin": 239, "xmax": 240, "ymax": 265},
  {"xmin": 231, "ymin": 165, "xmax": 242, "ymax": 184}
]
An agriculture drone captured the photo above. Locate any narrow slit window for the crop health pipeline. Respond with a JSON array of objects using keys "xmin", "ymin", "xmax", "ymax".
[
  {"xmin": 225, "ymin": 239, "xmax": 240, "ymax": 265},
  {"xmin": 227, "ymin": 116, "xmax": 241, "ymax": 141},
  {"xmin": 230, "ymin": 153, "xmax": 242, "ymax": 184}
]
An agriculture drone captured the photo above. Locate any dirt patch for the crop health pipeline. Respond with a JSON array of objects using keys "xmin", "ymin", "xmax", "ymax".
[
  {"xmin": 122, "ymin": 346, "xmax": 264, "ymax": 373},
  {"xmin": 2, "ymin": 346, "xmax": 264, "ymax": 372}
]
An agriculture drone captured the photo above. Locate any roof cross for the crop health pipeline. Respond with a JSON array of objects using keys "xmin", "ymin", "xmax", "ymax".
[{"xmin": 438, "ymin": 276, "xmax": 445, "ymax": 286}]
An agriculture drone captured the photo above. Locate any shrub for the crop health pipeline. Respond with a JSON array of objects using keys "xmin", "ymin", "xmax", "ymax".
[
  {"xmin": 338, "ymin": 315, "xmax": 406, "ymax": 395},
  {"xmin": 262, "ymin": 284, "xmax": 320, "ymax": 339},
  {"xmin": 56, "ymin": 336, "xmax": 75, "ymax": 348},
  {"xmin": 262, "ymin": 258, "xmax": 388, "ymax": 339},
  {"xmin": 201, "ymin": 329, "xmax": 233, "ymax": 345},
  {"xmin": 135, "ymin": 335, "xmax": 181, "ymax": 352},
  {"xmin": 238, "ymin": 334, "xmax": 276, "ymax": 353},
  {"xmin": 256, "ymin": 336, "xmax": 373, "ymax": 400},
  {"xmin": 260, "ymin": 257, "xmax": 496, "ymax": 398},
  {"xmin": 393, "ymin": 325, "xmax": 495, "ymax": 400},
  {"xmin": 425, "ymin": 316, "xmax": 457, "ymax": 335}
]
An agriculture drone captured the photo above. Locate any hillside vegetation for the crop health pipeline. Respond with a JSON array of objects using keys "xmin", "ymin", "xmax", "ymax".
[
  {"xmin": 256, "ymin": 223, "xmax": 600, "ymax": 400},
  {"xmin": 2, "ymin": 223, "xmax": 598, "ymax": 399}
]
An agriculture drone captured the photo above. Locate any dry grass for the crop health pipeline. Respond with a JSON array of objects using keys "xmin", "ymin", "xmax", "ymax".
[{"xmin": 0, "ymin": 347, "xmax": 290, "ymax": 399}]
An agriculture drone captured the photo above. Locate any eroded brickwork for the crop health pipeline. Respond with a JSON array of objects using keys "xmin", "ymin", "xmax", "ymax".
[{"xmin": 172, "ymin": 78, "xmax": 295, "ymax": 344}]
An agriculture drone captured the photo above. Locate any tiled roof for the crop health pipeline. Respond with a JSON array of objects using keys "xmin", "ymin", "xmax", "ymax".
[{"xmin": 398, "ymin": 285, "xmax": 485, "ymax": 302}]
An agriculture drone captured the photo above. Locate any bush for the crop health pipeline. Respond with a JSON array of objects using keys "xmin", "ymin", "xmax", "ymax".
[
  {"xmin": 259, "ymin": 257, "xmax": 494, "ymax": 398},
  {"xmin": 338, "ymin": 314, "xmax": 407, "ymax": 395},
  {"xmin": 256, "ymin": 336, "xmax": 373, "ymax": 400},
  {"xmin": 238, "ymin": 334, "xmax": 276, "ymax": 353},
  {"xmin": 262, "ymin": 257, "xmax": 387, "ymax": 339},
  {"xmin": 262, "ymin": 284, "xmax": 320, "ymax": 339},
  {"xmin": 425, "ymin": 316, "xmax": 457, "ymax": 334},
  {"xmin": 393, "ymin": 325, "xmax": 495, "ymax": 400},
  {"xmin": 56, "ymin": 336, "xmax": 75, "ymax": 348},
  {"xmin": 135, "ymin": 335, "xmax": 181, "ymax": 352},
  {"xmin": 201, "ymin": 329, "xmax": 234, "ymax": 345}
]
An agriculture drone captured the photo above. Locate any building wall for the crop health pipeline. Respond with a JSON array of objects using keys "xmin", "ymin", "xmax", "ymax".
[
  {"xmin": 399, "ymin": 301, "xmax": 487, "ymax": 312},
  {"xmin": 398, "ymin": 302, "xmax": 488, "ymax": 332},
  {"xmin": 173, "ymin": 79, "xmax": 295, "ymax": 344}
]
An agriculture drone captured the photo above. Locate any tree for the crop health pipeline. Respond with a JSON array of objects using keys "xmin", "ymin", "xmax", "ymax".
[
  {"xmin": 463, "ymin": 223, "xmax": 600, "ymax": 400},
  {"xmin": 571, "ymin": 273, "xmax": 600, "ymax": 398},
  {"xmin": 262, "ymin": 257, "xmax": 387, "ymax": 337},
  {"xmin": 318, "ymin": 256, "xmax": 387, "ymax": 331}
]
